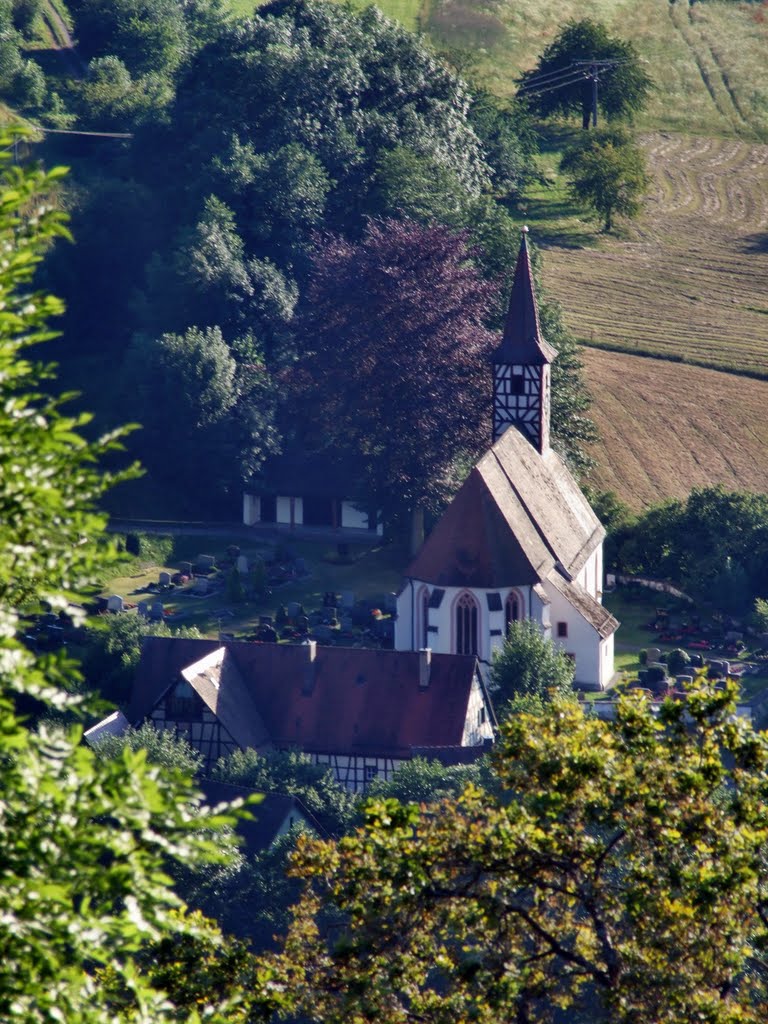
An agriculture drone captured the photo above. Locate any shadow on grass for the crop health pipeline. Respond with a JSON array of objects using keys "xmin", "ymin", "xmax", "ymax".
[
  {"xmin": 741, "ymin": 232, "xmax": 768, "ymax": 254},
  {"xmin": 27, "ymin": 47, "xmax": 77, "ymax": 80},
  {"xmin": 517, "ymin": 195, "xmax": 597, "ymax": 247}
]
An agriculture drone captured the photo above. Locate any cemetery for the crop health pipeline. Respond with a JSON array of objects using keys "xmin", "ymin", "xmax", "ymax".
[
  {"xmin": 593, "ymin": 583, "xmax": 768, "ymax": 723},
  {"xmin": 95, "ymin": 532, "xmax": 402, "ymax": 650}
]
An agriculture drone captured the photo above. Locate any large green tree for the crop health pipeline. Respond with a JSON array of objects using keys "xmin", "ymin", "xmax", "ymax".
[
  {"xmin": 561, "ymin": 127, "xmax": 649, "ymax": 231},
  {"xmin": 518, "ymin": 20, "xmax": 652, "ymax": 130},
  {"xmin": 275, "ymin": 681, "xmax": 768, "ymax": 1023},
  {"xmin": 125, "ymin": 324, "xmax": 279, "ymax": 498},
  {"xmin": 0, "ymin": 139, "xmax": 278, "ymax": 1022}
]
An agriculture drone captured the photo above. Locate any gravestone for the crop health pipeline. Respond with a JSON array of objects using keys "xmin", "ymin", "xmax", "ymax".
[
  {"xmin": 106, "ymin": 594, "xmax": 124, "ymax": 613},
  {"xmin": 236, "ymin": 555, "xmax": 249, "ymax": 575},
  {"xmin": 689, "ymin": 653, "xmax": 704, "ymax": 667},
  {"xmin": 257, "ymin": 624, "xmax": 278, "ymax": 643},
  {"xmin": 676, "ymin": 675, "xmax": 694, "ymax": 686},
  {"xmin": 149, "ymin": 601, "xmax": 164, "ymax": 621},
  {"xmin": 647, "ymin": 647, "xmax": 661, "ymax": 664},
  {"xmin": 196, "ymin": 554, "xmax": 216, "ymax": 571},
  {"xmin": 137, "ymin": 600, "xmax": 150, "ymax": 618},
  {"xmin": 158, "ymin": 571, "xmax": 171, "ymax": 587},
  {"xmin": 287, "ymin": 601, "xmax": 302, "ymax": 619},
  {"xmin": 194, "ymin": 577, "xmax": 209, "ymax": 595}
]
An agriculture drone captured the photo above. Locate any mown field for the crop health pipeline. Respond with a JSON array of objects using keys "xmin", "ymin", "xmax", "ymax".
[
  {"xmin": 541, "ymin": 132, "xmax": 768, "ymax": 375},
  {"xmin": 583, "ymin": 347, "xmax": 768, "ymax": 509}
]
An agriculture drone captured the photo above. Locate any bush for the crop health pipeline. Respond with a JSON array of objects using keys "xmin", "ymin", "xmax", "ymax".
[
  {"xmin": 667, "ymin": 648, "xmax": 691, "ymax": 676},
  {"xmin": 124, "ymin": 531, "xmax": 174, "ymax": 565}
]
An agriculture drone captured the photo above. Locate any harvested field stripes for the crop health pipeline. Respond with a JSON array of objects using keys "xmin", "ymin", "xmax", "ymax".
[
  {"xmin": 542, "ymin": 135, "xmax": 768, "ymax": 376},
  {"xmin": 583, "ymin": 349, "xmax": 768, "ymax": 511},
  {"xmin": 666, "ymin": 2, "xmax": 749, "ymax": 136}
]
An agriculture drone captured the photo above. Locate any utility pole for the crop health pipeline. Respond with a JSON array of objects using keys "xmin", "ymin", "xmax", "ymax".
[{"xmin": 572, "ymin": 59, "xmax": 622, "ymax": 128}]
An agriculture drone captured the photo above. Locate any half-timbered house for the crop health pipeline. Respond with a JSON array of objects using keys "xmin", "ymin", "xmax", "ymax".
[{"xmin": 123, "ymin": 636, "xmax": 494, "ymax": 791}]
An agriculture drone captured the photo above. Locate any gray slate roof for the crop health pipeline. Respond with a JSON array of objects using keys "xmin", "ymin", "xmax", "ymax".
[{"xmin": 407, "ymin": 424, "xmax": 605, "ymax": 589}]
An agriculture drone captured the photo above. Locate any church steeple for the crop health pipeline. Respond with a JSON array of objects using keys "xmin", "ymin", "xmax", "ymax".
[{"xmin": 492, "ymin": 228, "xmax": 557, "ymax": 452}]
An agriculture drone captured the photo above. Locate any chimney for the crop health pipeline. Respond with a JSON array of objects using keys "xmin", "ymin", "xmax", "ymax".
[{"xmin": 418, "ymin": 648, "xmax": 432, "ymax": 689}]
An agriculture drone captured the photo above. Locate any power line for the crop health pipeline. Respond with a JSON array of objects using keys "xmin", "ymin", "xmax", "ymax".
[
  {"xmin": 518, "ymin": 70, "xmax": 590, "ymax": 97},
  {"xmin": 517, "ymin": 62, "xmax": 582, "ymax": 89}
]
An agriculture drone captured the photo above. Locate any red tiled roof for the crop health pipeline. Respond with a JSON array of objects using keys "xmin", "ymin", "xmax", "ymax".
[
  {"xmin": 493, "ymin": 232, "xmax": 557, "ymax": 366},
  {"xmin": 130, "ymin": 639, "xmax": 481, "ymax": 759}
]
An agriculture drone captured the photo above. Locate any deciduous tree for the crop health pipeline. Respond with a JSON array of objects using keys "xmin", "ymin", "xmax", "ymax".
[
  {"xmin": 292, "ymin": 217, "xmax": 498, "ymax": 547},
  {"xmin": 561, "ymin": 127, "xmax": 649, "ymax": 231},
  {"xmin": 275, "ymin": 682, "xmax": 768, "ymax": 1024},
  {"xmin": 0, "ymin": 136, "xmax": 276, "ymax": 1022},
  {"xmin": 489, "ymin": 618, "xmax": 575, "ymax": 713},
  {"xmin": 518, "ymin": 20, "xmax": 652, "ymax": 130}
]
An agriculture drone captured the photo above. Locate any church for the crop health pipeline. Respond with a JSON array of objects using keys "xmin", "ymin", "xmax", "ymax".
[
  {"xmin": 394, "ymin": 230, "xmax": 618, "ymax": 691},
  {"xmin": 90, "ymin": 231, "xmax": 617, "ymax": 792}
]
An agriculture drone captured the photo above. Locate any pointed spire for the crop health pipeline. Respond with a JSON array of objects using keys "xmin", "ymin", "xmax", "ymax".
[{"xmin": 493, "ymin": 228, "xmax": 557, "ymax": 366}]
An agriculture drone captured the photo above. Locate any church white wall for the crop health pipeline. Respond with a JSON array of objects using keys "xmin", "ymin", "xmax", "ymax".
[
  {"xmin": 395, "ymin": 581, "xmax": 533, "ymax": 668},
  {"xmin": 543, "ymin": 578, "xmax": 612, "ymax": 689},
  {"xmin": 577, "ymin": 548, "xmax": 603, "ymax": 602}
]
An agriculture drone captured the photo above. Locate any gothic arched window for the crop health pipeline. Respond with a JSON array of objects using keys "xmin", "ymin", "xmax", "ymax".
[
  {"xmin": 455, "ymin": 592, "xmax": 479, "ymax": 656},
  {"xmin": 505, "ymin": 591, "xmax": 521, "ymax": 635}
]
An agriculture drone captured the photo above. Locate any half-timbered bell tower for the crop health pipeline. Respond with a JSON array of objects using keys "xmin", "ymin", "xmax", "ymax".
[{"xmin": 492, "ymin": 228, "xmax": 557, "ymax": 453}]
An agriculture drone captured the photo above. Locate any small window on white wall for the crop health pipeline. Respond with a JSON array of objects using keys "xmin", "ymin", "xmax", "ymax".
[{"xmin": 557, "ymin": 621, "xmax": 568, "ymax": 638}]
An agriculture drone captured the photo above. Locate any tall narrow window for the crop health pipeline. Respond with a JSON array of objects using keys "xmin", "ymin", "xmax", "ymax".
[
  {"xmin": 422, "ymin": 589, "xmax": 429, "ymax": 649},
  {"xmin": 505, "ymin": 592, "xmax": 521, "ymax": 634},
  {"xmin": 455, "ymin": 592, "xmax": 478, "ymax": 656}
]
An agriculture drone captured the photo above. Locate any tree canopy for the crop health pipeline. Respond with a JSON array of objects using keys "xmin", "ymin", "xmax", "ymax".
[
  {"xmin": 290, "ymin": 217, "xmax": 498, "ymax": 542},
  {"xmin": 0, "ymin": 138, "xmax": 278, "ymax": 1022},
  {"xmin": 561, "ymin": 127, "xmax": 649, "ymax": 231},
  {"xmin": 518, "ymin": 20, "xmax": 652, "ymax": 130},
  {"xmin": 489, "ymin": 618, "xmax": 575, "ymax": 713},
  {"xmin": 609, "ymin": 485, "xmax": 768, "ymax": 614},
  {"xmin": 275, "ymin": 681, "xmax": 768, "ymax": 1023}
]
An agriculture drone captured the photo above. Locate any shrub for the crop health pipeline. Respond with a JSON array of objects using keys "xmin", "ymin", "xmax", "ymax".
[{"xmin": 667, "ymin": 648, "xmax": 691, "ymax": 675}]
